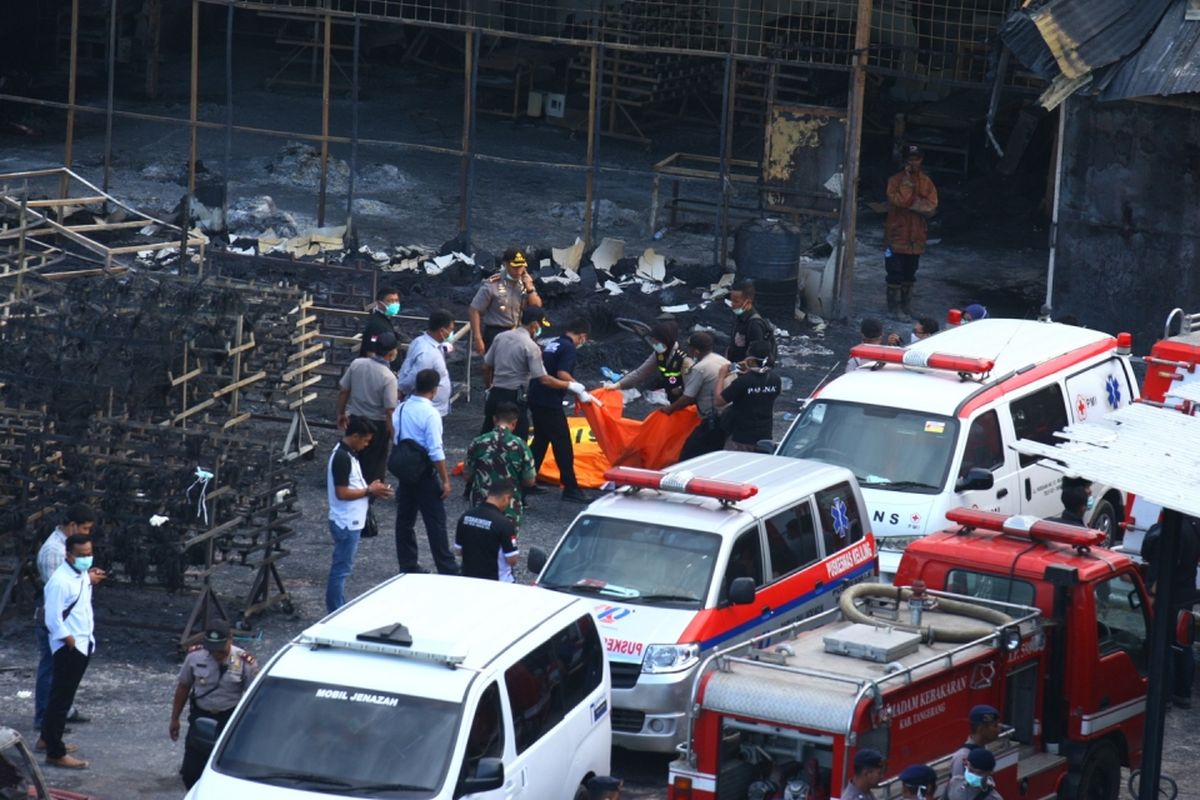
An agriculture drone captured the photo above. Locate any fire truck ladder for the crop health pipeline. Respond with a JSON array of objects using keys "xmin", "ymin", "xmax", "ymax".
[{"xmin": 681, "ymin": 589, "xmax": 1042, "ymax": 775}]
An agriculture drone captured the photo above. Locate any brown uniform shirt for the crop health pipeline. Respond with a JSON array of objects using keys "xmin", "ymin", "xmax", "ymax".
[{"xmin": 885, "ymin": 170, "xmax": 938, "ymax": 255}]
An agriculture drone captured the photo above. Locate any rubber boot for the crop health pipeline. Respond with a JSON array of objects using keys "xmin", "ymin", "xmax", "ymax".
[
  {"xmin": 886, "ymin": 286, "xmax": 901, "ymax": 319},
  {"xmin": 899, "ymin": 283, "xmax": 914, "ymax": 322}
]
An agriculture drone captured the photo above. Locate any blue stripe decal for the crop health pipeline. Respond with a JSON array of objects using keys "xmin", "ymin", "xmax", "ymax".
[{"xmin": 697, "ymin": 559, "xmax": 877, "ymax": 651}]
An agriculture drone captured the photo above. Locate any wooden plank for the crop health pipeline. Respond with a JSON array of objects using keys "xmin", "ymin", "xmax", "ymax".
[
  {"xmin": 169, "ymin": 366, "xmax": 204, "ymax": 387},
  {"xmin": 25, "ymin": 195, "xmax": 107, "ymax": 207},
  {"xmin": 171, "ymin": 397, "xmax": 216, "ymax": 423},
  {"xmin": 282, "ymin": 357, "xmax": 325, "ymax": 382},
  {"xmin": 290, "ymin": 329, "xmax": 321, "ymax": 345},
  {"xmin": 294, "ymin": 314, "xmax": 318, "ymax": 326},
  {"xmin": 181, "ymin": 515, "xmax": 245, "ymax": 550},
  {"xmin": 107, "ymin": 239, "xmax": 204, "ymax": 255},
  {"xmin": 226, "ymin": 337, "xmax": 257, "ymax": 356},
  {"xmin": 287, "ymin": 342, "xmax": 324, "ymax": 362},
  {"xmin": 285, "ymin": 374, "xmax": 323, "ymax": 394},
  {"xmin": 210, "ymin": 370, "xmax": 267, "ymax": 398},
  {"xmin": 287, "ymin": 392, "xmax": 319, "ymax": 410},
  {"xmin": 222, "ymin": 412, "xmax": 252, "ymax": 429}
]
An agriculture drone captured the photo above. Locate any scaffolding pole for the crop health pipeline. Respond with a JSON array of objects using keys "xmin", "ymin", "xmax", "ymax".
[
  {"xmin": 834, "ymin": 0, "xmax": 874, "ymax": 317},
  {"xmin": 317, "ymin": 10, "xmax": 333, "ymax": 227}
]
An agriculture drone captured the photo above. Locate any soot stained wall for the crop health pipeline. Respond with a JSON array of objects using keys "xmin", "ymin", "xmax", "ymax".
[{"xmin": 1055, "ymin": 96, "xmax": 1200, "ymax": 343}]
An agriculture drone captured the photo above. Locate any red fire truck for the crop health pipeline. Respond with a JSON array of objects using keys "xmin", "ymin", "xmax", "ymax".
[{"xmin": 668, "ymin": 509, "xmax": 1148, "ymax": 800}]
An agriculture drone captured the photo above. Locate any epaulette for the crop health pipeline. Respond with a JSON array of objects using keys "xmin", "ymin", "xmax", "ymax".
[
  {"xmin": 486, "ymin": 274, "xmax": 502, "ymax": 283},
  {"xmin": 187, "ymin": 644, "xmax": 204, "ymax": 653},
  {"xmin": 241, "ymin": 652, "xmax": 257, "ymax": 665}
]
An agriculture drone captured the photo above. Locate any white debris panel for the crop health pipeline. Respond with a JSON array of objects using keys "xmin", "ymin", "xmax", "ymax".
[{"xmin": 1014, "ymin": 402, "xmax": 1200, "ymax": 519}]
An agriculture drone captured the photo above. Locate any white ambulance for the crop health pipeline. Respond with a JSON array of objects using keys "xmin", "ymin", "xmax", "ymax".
[
  {"xmin": 776, "ymin": 318, "xmax": 1137, "ymax": 577},
  {"xmin": 528, "ymin": 451, "xmax": 877, "ymax": 753},
  {"xmin": 188, "ymin": 575, "xmax": 611, "ymax": 800}
]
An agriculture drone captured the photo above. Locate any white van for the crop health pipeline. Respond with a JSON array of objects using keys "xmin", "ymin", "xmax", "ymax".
[
  {"xmin": 187, "ymin": 575, "xmax": 611, "ymax": 800},
  {"xmin": 529, "ymin": 452, "xmax": 877, "ymax": 753},
  {"xmin": 776, "ymin": 319, "xmax": 1137, "ymax": 577}
]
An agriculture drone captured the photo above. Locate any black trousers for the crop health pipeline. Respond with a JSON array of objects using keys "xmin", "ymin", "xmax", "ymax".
[
  {"xmin": 482, "ymin": 324, "xmax": 510, "ymax": 351},
  {"xmin": 350, "ymin": 415, "xmax": 389, "ymax": 482},
  {"xmin": 180, "ymin": 706, "xmax": 235, "ymax": 788},
  {"xmin": 884, "ymin": 252, "xmax": 920, "ymax": 286},
  {"xmin": 395, "ymin": 471, "xmax": 458, "ymax": 574},
  {"xmin": 42, "ymin": 644, "xmax": 90, "ymax": 759},
  {"xmin": 679, "ymin": 419, "xmax": 727, "ymax": 462},
  {"xmin": 529, "ymin": 403, "xmax": 578, "ymax": 491},
  {"xmin": 480, "ymin": 387, "xmax": 529, "ymax": 439}
]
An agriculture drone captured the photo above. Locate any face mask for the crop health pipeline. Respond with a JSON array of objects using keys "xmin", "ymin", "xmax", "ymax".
[
  {"xmin": 73, "ymin": 555, "xmax": 94, "ymax": 572},
  {"xmin": 910, "ymin": 332, "xmax": 922, "ymax": 344},
  {"xmin": 384, "ymin": 301, "xmax": 401, "ymax": 317},
  {"xmin": 732, "ymin": 307, "xmax": 745, "ymax": 316},
  {"xmin": 533, "ymin": 326, "xmax": 542, "ymax": 339},
  {"xmin": 652, "ymin": 342, "xmax": 667, "ymax": 355},
  {"xmin": 963, "ymin": 771, "xmax": 984, "ymax": 789},
  {"xmin": 1086, "ymin": 496, "xmax": 1095, "ymax": 511}
]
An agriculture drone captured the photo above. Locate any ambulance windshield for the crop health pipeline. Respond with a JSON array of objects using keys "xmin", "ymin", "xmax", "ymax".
[
  {"xmin": 539, "ymin": 516, "xmax": 721, "ymax": 608},
  {"xmin": 779, "ymin": 400, "xmax": 958, "ymax": 494},
  {"xmin": 215, "ymin": 677, "xmax": 459, "ymax": 797}
]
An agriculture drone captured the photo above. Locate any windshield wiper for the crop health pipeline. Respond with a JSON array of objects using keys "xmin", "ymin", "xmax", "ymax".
[
  {"xmin": 873, "ymin": 480, "xmax": 940, "ymax": 491},
  {"xmin": 635, "ymin": 593, "xmax": 701, "ymax": 603},
  {"xmin": 540, "ymin": 582, "xmax": 606, "ymax": 594},
  {"xmin": 319, "ymin": 782, "xmax": 428, "ymax": 795},
  {"xmin": 246, "ymin": 771, "xmax": 353, "ymax": 788}
]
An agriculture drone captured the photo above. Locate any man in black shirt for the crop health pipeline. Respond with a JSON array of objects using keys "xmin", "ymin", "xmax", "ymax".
[
  {"xmin": 454, "ymin": 479, "xmax": 519, "ymax": 581},
  {"xmin": 726, "ymin": 279, "xmax": 776, "ymax": 365},
  {"xmin": 528, "ymin": 317, "xmax": 592, "ymax": 504},
  {"xmin": 714, "ymin": 340, "xmax": 782, "ymax": 452},
  {"xmin": 359, "ymin": 286, "xmax": 404, "ymax": 358}
]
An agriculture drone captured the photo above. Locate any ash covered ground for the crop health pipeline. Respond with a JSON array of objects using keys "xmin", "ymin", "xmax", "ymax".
[{"xmin": 3, "ymin": 45, "xmax": 1196, "ymax": 800}]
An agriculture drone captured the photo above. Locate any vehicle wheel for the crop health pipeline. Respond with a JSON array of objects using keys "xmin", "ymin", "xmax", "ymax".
[
  {"xmin": 1091, "ymin": 499, "xmax": 1120, "ymax": 547},
  {"xmin": 574, "ymin": 784, "xmax": 590, "ymax": 800},
  {"xmin": 1064, "ymin": 740, "xmax": 1120, "ymax": 800}
]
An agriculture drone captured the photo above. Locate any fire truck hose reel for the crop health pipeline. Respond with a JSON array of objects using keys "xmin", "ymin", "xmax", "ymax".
[{"xmin": 839, "ymin": 583, "xmax": 1013, "ymax": 643}]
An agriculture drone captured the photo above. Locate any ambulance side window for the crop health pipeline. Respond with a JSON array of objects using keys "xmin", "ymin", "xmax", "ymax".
[
  {"xmin": 815, "ymin": 483, "xmax": 864, "ymax": 556},
  {"xmin": 723, "ymin": 529, "xmax": 764, "ymax": 601},
  {"xmin": 1009, "ymin": 385, "xmax": 1069, "ymax": 468},
  {"xmin": 463, "ymin": 682, "xmax": 504, "ymax": 771},
  {"xmin": 763, "ymin": 500, "xmax": 820, "ymax": 580},
  {"xmin": 958, "ymin": 411, "xmax": 1005, "ymax": 479}
]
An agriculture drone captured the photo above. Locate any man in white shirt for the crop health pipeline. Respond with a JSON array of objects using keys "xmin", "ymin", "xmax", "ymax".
[
  {"xmin": 326, "ymin": 417, "xmax": 394, "ymax": 612},
  {"xmin": 34, "ymin": 504, "xmax": 95, "ymax": 733},
  {"xmin": 397, "ymin": 309, "xmax": 454, "ymax": 416},
  {"xmin": 42, "ymin": 534, "xmax": 106, "ymax": 769}
]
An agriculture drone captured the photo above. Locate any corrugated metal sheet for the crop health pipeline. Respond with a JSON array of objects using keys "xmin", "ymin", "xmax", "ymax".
[
  {"xmin": 1002, "ymin": 0, "xmax": 1173, "ymax": 81},
  {"xmin": 1095, "ymin": 0, "xmax": 1200, "ymax": 100}
]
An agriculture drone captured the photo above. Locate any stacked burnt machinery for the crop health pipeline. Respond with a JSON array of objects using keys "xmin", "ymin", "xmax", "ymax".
[{"xmin": 0, "ymin": 271, "xmax": 324, "ymax": 647}]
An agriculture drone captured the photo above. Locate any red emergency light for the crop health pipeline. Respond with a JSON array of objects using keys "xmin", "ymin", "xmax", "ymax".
[
  {"xmin": 603, "ymin": 466, "xmax": 758, "ymax": 502},
  {"xmin": 946, "ymin": 507, "xmax": 1107, "ymax": 549},
  {"xmin": 848, "ymin": 344, "xmax": 995, "ymax": 375}
]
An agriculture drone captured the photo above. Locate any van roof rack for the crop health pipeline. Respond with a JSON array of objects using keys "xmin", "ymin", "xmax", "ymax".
[{"xmin": 296, "ymin": 627, "xmax": 467, "ymax": 669}]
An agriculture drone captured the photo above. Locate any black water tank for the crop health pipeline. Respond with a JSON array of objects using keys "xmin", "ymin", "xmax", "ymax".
[{"xmin": 733, "ymin": 218, "xmax": 803, "ymax": 319}]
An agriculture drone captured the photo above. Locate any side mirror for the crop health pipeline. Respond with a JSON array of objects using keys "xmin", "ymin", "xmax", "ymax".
[
  {"xmin": 189, "ymin": 716, "xmax": 220, "ymax": 752},
  {"xmin": 527, "ymin": 547, "xmax": 548, "ymax": 575},
  {"xmin": 756, "ymin": 439, "xmax": 778, "ymax": 455},
  {"xmin": 728, "ymin": 577, "xmax": 757, "ymax": 606},
  {"xmin": 459, "ymin": 757, "xmax": 504, "ymax": 795},
  {"xmin": 955, "ymin": 467, "xmax": 994, "ymax": 493}
]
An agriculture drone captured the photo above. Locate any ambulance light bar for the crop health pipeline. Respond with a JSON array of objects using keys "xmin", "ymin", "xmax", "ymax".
[
  {"xmin": 848, "ymin": 344, "xmax": 995, "ymax": 375},
  {"xmin": 603, "ymin": 466, "xmax": 758, "ymax": 502},
  {"xmin": 946, "ymin": 508, "xmax": 1106, "ymax": 548}
]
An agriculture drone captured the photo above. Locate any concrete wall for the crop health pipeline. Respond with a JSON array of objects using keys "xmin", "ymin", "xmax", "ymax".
[{"xmin": 1055, "ymin": 96, "xmax": 1200, "ymax": 344}]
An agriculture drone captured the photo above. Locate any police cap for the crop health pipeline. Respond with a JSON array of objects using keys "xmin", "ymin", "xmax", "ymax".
[
  {"xmin": 202, "ymin": 620, "xmax": 231, "ymax": 651},
  {"xmin": 898, "ymin": 765, "xmax": 938, "ymax": 789},
  {"xmin": 854, "ymin": 749, "xmax": 885, "ymax": 772},
  {"xmin": 969, "ymin": 704, "xmax": 1000, "ymax": 725},
  {"xmin": 967, "ymin": 748, "xmax": 996, "ymax": 772}
]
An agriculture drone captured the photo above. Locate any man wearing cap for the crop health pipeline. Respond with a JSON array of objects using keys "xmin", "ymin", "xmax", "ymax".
[
  {"xmin": 469, "ymin": 248, "xmax": 543, "ymax": 356},
  {"xmin": 169, "ymin": 620, "xmax": 260, "ymax": 788},
  {"xmin": 947, "ymin": 748, "xmax": 1001, "ymax": 800},
  {"xmin": 884, "ymin": 144, "xmax": 938, "ymax": 322},
  {"xmin": 841, "ymin": 748, "xmax": 885, "ymax": 800},
  {"xmin": 588, "ymin": 775, "xmax": 623, "ymax": 800},
  {"xmin": 898, "ymin": 765, "xmax": 939, "ymax": 800},
  {"xmin": 482, "ymin": 306, "xmax": 592, "ymax": 439},
  {"xmin": 947, "ymin": 705, "xmax": 1001, "ymax": 784}
]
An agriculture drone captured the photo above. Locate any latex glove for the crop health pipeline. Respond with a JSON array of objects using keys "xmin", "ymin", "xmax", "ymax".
[
  {"xmin": 578, "ymin": 391, "xmax": 602, "ymax": 406},
  {"xmin": 602, "ymin": 381, "xmax": 618, "ymax": 390},
  {"xmin": 567, "ymin": 381, "xmax": 585, "ymax": 395}
]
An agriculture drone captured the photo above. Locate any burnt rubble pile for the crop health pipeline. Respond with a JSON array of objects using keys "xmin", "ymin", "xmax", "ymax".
[{"xmin": 0, "ymin": 273, "xmax": 313, "ymax": 640}]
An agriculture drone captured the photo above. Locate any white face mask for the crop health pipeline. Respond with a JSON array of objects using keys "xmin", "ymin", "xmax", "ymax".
[{"xmin": 910, "ymin": 332, "xmax": 922, "ymax": 344}]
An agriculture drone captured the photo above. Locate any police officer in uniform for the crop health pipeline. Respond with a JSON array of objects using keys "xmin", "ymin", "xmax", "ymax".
[
  {"xmin": 898, "ymin": 765, "xmax": 939, "ymax": 800},
  {"xmin": 947, "ymin": 748, "xmax": 1001, "ymax": 800},
  {"xmin": 604, "ymin": 320, "xmax": 693, "ymax": 403},
  {"xmin": 841, "ymin": 749, "xmax": 885, "ymax": 800},
  {"xmin": 169, "ymin": 621, "xmax": 259, "ymax": 788},
  {"xmin": 947, "ymin": 705, "xmax": 1001, "ymax": 783},
  {"xmin": 469, "ymin": 248, "xmax": 543, "ymax": 355}
]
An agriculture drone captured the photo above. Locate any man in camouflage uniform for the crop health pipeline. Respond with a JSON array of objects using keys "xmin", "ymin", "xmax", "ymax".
[
  {"xmin": 463, "ymin": 402, "xmax": 537, "ymax": 530},
  {"xmin": 169, "ymin": 620, "xmax": 259, "ymax": 788}
]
